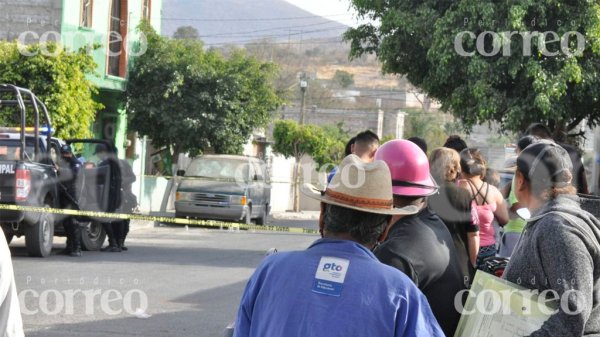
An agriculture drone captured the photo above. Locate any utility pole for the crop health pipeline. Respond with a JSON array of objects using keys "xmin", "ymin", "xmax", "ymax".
[{"xmin": 299, "ymin": 78, "xmax": 307, "ymax": 124}]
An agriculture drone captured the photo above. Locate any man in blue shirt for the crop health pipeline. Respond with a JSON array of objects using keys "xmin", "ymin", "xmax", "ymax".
[{"xmin": 234, "ymin": 155, "xmax": 444, "ymax": 337}]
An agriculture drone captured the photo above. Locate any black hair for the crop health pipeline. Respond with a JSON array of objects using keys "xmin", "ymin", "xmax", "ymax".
[
  {"xmin": 524, "ymin": 123, "xmax": 552, "ymax": 139},
  {"xmin": 459, "ymin": 148, "xmax": 486, "ymax": 177},
  {"xmin": 517, "ymin": 135, "xmax": 539, "ymax": 152},
  {"xmin": 516, "ymin": 140, "xmax": 575, "ymax": 199},
  {"xmin": 344, "ymin": 137, "xmax": 356, "ymax": 156},
  {"xmin": 323, "ymin": 204, "xmax": 391, "ymax": 245},
  {"xmin": 354, "ymin": 130, "xmax": 380, "ymax": 148},
  {"xmin": 408, "ymin": 136, "xmax": 428, "ymax": 154},
  {"xmin": 443, "ymin": 135, "xmax": 467, "ymax": 153}
]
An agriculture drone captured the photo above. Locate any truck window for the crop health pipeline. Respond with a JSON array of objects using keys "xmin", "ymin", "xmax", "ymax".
[{"xmin": 0, "ymin": 139, "xmax": 37, "ymax": 161}]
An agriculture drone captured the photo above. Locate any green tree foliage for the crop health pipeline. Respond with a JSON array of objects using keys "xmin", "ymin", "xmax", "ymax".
[
  {"xmin": 272, "ymin": 119, "xmax": 338, "ymax": 211},
  {"xmin": 403, "ymin": 109, "xmax": 452, "ymax": 151},
  {"xmin": 344, "ymin": 1, "xmax": 600, "ymax": 137},
  {"xmin": 332, "ymin": 70, "xmax": 355, "ymax": 88},
  {"xmin": 127, "ymin": 23, "xmax": 282, "ymax": 162},
  {"xmin": 0, "ymin": 42, "xmax": 101, "ymax": 139},
  {"xmin": 173, "ymin": 26, "xmax": 200, "ymax": 40}
]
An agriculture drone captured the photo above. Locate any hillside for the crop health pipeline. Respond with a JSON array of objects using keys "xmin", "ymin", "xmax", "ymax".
[{"xmin": 161, "ymin": 0, "xmax": 348, "ymax": 46}]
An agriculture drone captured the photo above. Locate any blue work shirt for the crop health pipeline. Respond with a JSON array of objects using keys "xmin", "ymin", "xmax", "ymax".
[{"xmin": 234, "ymin": 238, "xmax": 444, "ymax": 337}]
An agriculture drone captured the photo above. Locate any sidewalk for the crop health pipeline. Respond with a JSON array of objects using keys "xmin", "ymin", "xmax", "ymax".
[{"xmin": 270, "ymin": 211, "xmax": 320, "ymax": 220}]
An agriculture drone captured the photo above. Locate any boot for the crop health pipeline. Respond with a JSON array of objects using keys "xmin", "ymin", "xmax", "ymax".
[
  {"xmin": 119, "ymin": 238, "xmax": 128, "ymax": 251},
  {"xmin": 69, "ymin": 223, "xmax": 82, "ymax": 257},
  {"xmin": 101, "ymin": 238, "xmax": 121, "ymax": 252},
  {"xmin": 101, "ymin": 222, "xmax": 121, "ymax": 252}
]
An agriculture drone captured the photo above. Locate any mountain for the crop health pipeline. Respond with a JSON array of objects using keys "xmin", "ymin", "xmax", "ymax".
[{"xmin": 161, "ymin": 0, "xmax": 348, "ymax": 46}]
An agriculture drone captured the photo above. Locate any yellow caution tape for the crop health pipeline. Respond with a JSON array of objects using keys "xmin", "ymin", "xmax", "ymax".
[{"xmin": 0, "ymin": 204, "xmax": 319, "ymax": 235}]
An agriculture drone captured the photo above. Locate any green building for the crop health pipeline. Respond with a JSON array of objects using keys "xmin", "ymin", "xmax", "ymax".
[
  {"xmin": 60, "ymin": 0, "xmax": 162, "ymax": 158},
  {"xmin": 0, "ymin": 0, "xmax": 162, "ymax": 158}
]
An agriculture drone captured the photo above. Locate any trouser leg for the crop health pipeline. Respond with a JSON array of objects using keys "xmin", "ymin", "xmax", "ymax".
[
  {"xmin": 119, "ymin": 220, "xmax": 130, "ymax": 250},
  {"xmin": 70, "ymin": 219, "xmax": 82, "ymax": 256},
  {"xmin": 102, "ymin": 222, "xmax": 116, "ymax": 247}
]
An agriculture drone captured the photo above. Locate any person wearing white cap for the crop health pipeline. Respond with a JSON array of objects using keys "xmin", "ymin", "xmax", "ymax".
[{"xmin": 233, "ymin": 154, "xmax": 444, "ymax": 337}]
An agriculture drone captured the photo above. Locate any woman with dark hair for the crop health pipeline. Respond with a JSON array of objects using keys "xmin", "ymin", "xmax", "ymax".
[
  {"xmin": 458, "ymin": 148, "xmax": 509, "ymax": 268},
  {"xmin": 504, "ymin": 140, "xmax": 600, "ymax": 336},
  {"xmin": 498, "ymin": 135, "xmax": 538, "ymax": 257}
]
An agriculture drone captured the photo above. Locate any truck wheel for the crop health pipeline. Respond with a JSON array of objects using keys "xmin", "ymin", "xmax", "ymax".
[
  {"xmin": 256, "ymin": 205, "xmax": 268, "ymax": 226},
  {"xmin": 81, "ymin": 221, "xmax": 106, "ymax": 251},
  {"xmin": 25, "ymin": 204, "xmax": 54, "ymax": 257}
]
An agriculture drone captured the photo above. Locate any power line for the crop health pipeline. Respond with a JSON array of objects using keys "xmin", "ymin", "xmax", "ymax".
[
  {"xmin": 196, "ymin": 21, "xmax": 345, "ymax": 38},
  {"xmin": 162, "ymin": 13, "xmax": 350, "ymax": 22}
]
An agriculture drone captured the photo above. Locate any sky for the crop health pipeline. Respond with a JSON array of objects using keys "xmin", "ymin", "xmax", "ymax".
[{"xmin": 284, "ymin": 0, "xmax": 362, "ymax": 26}]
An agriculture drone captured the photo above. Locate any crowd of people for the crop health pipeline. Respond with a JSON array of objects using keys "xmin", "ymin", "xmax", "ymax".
[{"xmin": 234, "ymin": 124, "xmax": 600, "ymax": 337}]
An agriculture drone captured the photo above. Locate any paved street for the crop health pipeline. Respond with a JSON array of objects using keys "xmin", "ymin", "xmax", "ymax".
[{"xmin": 10, "ymin": 223, "xmax": 317, "ymax": 337}]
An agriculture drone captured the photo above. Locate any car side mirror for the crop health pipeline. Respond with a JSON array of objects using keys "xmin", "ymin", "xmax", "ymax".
[{"xmin": 176, "ymin": 170, "xmax": 185, "ymax": 177}]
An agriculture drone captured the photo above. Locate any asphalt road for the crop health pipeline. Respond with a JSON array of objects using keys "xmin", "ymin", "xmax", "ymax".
[{"xmin": 10, "ymin": 224, "xmax": 317, "ymax": 337}]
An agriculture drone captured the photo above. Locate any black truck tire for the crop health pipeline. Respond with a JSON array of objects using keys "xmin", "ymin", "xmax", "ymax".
[
  {"xmin": 81, "ymin": 221, "xmax": 106, "ymax": 251},
  {"xmin": 25, "ymin": 204, "xmax": 54, "ymax": 257}
]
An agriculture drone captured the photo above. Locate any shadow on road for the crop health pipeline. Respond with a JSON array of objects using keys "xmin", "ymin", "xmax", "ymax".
[{"xmin": 25, "ymin": 280, "xmax": 248, "ymax": 337}]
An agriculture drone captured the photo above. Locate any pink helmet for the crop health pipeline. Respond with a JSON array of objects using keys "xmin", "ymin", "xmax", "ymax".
[{"xmin": 375, "ymin": 139, "xmax": 438, "ymax": 196}]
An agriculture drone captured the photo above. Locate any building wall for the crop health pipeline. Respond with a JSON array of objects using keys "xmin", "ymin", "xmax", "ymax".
[{"xmin": 0, "ymin": 0, "xmax": 62, "ymax": 42}]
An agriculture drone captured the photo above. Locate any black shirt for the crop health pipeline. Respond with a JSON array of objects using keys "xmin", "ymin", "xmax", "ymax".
[
  {"xmin": 375, "ymin": 207, "xmax": 466, "ymax": 337},
  {"xmin": 428, "ymin": 182, "xmax": 479, "ymax": 285}
]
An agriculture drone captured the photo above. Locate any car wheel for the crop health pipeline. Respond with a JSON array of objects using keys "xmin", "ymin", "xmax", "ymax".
[
  {"xmin": 81, "ymin": 221, "xmax": 106, "ymax": 251},
  {"xmin": 25, "ymin": 204, "xmax": 54, "ymax": 257}
]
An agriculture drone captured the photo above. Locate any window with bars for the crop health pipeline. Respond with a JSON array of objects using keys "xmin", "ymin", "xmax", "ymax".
[
  {"xmin": 142, "ymin": 0, "xmax": 151, "ymax": 21},
  {"xmin": 108, "ymin": 0, "xmax": 122, "ymax": 76},
  {"xmin": 80, "ymin": 0, "xmax": 93, "ymax": 27}
]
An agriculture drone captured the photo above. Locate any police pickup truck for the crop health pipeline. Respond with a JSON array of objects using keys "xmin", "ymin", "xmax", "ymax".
[{"xmin": 0, "ymin": 84, "xmax": 120, "ymax": 257}]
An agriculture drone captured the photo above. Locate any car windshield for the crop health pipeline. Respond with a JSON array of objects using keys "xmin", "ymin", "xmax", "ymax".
[{"xmin": 185, "ymin": 157, "xmax": 250, "ymax": 181}]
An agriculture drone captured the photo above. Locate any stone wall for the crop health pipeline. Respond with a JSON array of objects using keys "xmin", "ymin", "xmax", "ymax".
[{"xmin": 0, "ymin": 0, "xmax": 62, "ymax": 43}]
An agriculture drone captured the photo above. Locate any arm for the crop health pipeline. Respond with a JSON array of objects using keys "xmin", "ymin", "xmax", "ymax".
[
  {"xmin": 493, "ymin": 188, "xmax": 509, "ymax": 226},
  {"xmin": 528, "ymin": 221, "xmax": 594, "ymax": 337},
  {"xmin": 467, "ymin": 232, "xmax": 480, "ymax": 267},
  {"xmin": 375, "ymin": 245, "xmax": 419, "ymax": 286}
]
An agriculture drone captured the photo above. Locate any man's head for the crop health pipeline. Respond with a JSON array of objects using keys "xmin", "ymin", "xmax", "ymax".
[
  {"xmin": 352, "ymin": 130, "xmax": 379, "ymax": 162},
  {"xmin": 94, "ymin": 144, "xmax": 109, "ymax": 159},
  {"xmin": 443, "ymin": 135, "xmax": 467, "ymax": 153},
  {"xmin": 408, "ymin": 136, "xmax": 428, "ymax": 155},
  {"xmin": 302, "ymin": 154, "xmax": 418, "ymax": 246},
  {"xmin": 60, "ymin": 144, "xmax": 73, "ymax": 158}
]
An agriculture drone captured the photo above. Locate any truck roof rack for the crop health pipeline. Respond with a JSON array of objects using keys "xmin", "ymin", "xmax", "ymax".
[{"xmin": 0, "ymin": 84, "xmax": 53, "ymax": 161}]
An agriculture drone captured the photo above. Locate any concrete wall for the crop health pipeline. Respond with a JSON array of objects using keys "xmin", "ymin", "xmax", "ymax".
[
  {"xmin": 0, "ymin": 0, "xmax": 62, "ymax": 42},
  {"xmin": 281, "ymin": 107, "xmax": 406, "ymax": 139}
]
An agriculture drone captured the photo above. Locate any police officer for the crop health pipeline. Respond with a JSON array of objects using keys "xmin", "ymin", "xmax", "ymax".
[
  {"xmin": 95, "ymin": 144, "xmax": 123, "ymax": 252},
  {"xmin": 58, "ymin": 144, "xmax": 83, "ymax": 257}
]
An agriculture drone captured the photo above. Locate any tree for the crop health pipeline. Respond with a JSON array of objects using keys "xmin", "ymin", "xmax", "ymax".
[
  {"xmin": 0, "ymin": 41, "xmax": 102, "ymax": 139},
  {"xmin": 344, "ymin": 1, "xmax": 600, "ymax": 139},
  {"xmin": 173, "ymin": 26, "xmax": 200, "ymax": 40},
  {"xmin": 127, "ymin": 22, "xmax": 282, "ymax": 163},
  {"xmin": 272, "ymin": 120, "xmax": 332, "ymax": 212},
  {"xmin": 332, "ymin": 70, "xmax": 354, "ymax": 88}
]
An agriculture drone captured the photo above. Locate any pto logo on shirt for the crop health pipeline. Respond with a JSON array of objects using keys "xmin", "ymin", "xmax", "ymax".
[{"xmin": 312, "ymin": 256, "xmax": 350, "ymax": 297}]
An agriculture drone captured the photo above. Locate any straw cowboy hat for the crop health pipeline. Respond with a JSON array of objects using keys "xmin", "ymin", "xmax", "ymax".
[{"xmin": 301, "ymin": 155, "xmax": 419, "ymax": 215}]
